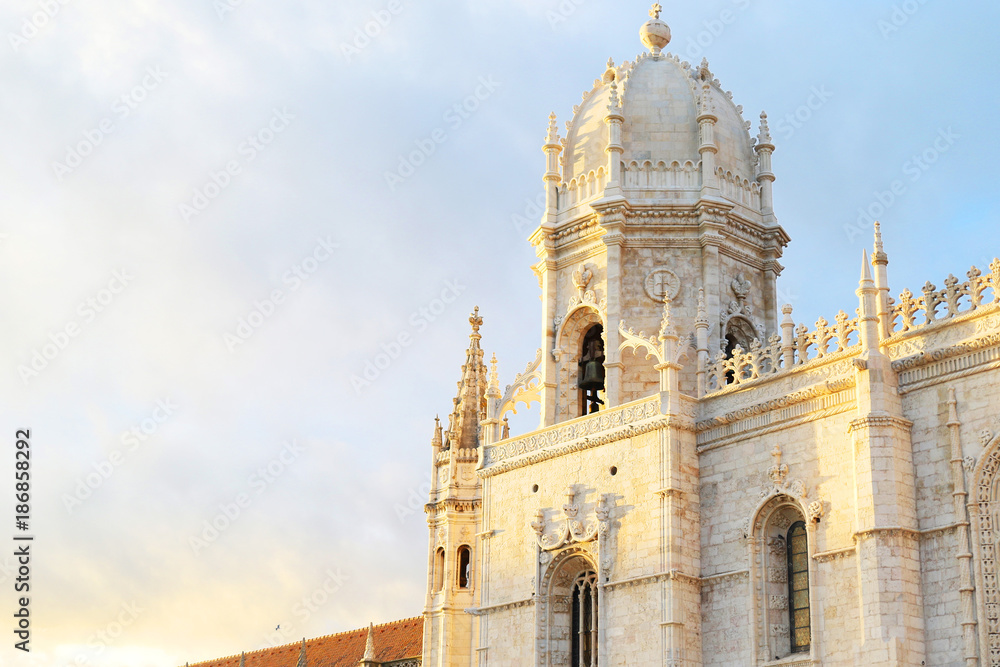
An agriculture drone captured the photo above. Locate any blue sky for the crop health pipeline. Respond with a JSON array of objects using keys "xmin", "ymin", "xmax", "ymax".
[{"xmin": 0, "ymin": 1, "xmax": 997, "ymax": 665}]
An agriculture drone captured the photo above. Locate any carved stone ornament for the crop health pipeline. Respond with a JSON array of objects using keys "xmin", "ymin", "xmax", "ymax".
[
  {"xmin": 644, "ymin": 268, "xmax": 681, "ymax": 302},
  {"xmin": 807, "ymin": 500, "xmax": 824, "ymax": 523},
  {"xmin": 572, "ymin": 264, "xmax": 594, "ymax": 298},
  {"xmin": 758, "ymin": 444, "xmax": 810, "ymax": 506},
  {"xmin": 981, "ymin": 429, "xmax": 995, "ymax": 447},
  {"xmin": 964, "ymin": 456, "xmax": 976, "ymax": 472},
  {"xmin": 532, "ymin": 488, "xmax": 611, "ymax": 551}
]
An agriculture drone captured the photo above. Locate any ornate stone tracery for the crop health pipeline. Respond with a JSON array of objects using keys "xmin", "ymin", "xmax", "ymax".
[{"xmin": 972, "ymin": 429, "xmax": 1000, "ymax": 664}]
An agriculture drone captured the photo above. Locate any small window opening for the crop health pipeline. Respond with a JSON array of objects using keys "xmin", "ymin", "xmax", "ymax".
[
  {"xmin": 579, "ymin": 325, "xmax": 605, "ymax": 416},
  {"xmin": 457, "ymin": 545, "xmax": 472, "ymax": 589}
]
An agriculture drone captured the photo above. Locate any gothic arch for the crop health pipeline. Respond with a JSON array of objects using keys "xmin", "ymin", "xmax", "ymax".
[
  {"xmin": 536, "ymin": 546, "xmax": 598, "ymax": 667},
  {"xmin": 554, "ymin": 305, "xmax": 605, "ymax": 423},
  {"xmin": 970, "ymin": 430, "xmax": 1000, "ymax": 663},
  {"xmin": 746, "ymin": 494, "xmax": 814, "ymax": 664}
]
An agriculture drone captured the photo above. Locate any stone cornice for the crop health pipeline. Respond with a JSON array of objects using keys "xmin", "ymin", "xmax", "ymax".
[
  {"xmin": 697, "ymin": 380, "xmax": 856, "ymax": 451},
  {"xmin": 848, "ymin": 415, "xmax": 914, "ymax": 434},
  {"xmin": 853, "ymin": 526, "xmax": 921, "ymax": 543},
  {"xmin": 464, "ymin": 598, "xmax": 534, "ymax": 616}
]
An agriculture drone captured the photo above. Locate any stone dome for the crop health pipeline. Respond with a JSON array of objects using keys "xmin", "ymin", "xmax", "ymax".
[{"xmin": 561, "ymin": 54, "xmax": 757, "ymax": 191}]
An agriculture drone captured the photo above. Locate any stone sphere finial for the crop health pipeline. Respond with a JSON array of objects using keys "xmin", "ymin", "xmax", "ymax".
[{"xmin": 640, "ymin": 3, "xmax": 671, "ymax": 55}]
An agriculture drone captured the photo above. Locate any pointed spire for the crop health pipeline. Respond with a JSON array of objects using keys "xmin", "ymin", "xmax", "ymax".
[
  {"xmin": 297, "ymin": 638, "xmax": 307, "ymax": 667},
  {"xmin": 487, "ymin": 353, "xmax": 501, "ymax": 399},
  {"xmin": 757, "ymin": 111, "xmax": 772, "ymax": 145},
  {"xmin": 449, "ymin": 308, "xmax": 488, "ymax": 450},
  {"xmin": 861, "ymin": 249, "xmax": 874, "ymax": 285},
  {"xmin": 238, "ymin": 652, "xmax": 245, "ymax": 667},
  {"xmin": 607, "ymin": 80, "xmax": 621, "ymax": 113},
  {"xmin": 659, "ymin": 294, "xmax": 677, "ymax": 340},
  {"xmin": 544, "ymin": 112, "xmax": 560, "ymax": 146},
  {"xmin": 363, "ymin": 623, "xmax": 376, "ymax": 660},
  {"xmin": 432, "ymin": 415, "xmax": 443, "ymax": 449}
]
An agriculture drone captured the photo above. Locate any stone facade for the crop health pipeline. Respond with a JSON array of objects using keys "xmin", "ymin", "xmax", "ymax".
[{"xmin": 422, "ymin": 6, "xmax": 1000, "ymax": 666}]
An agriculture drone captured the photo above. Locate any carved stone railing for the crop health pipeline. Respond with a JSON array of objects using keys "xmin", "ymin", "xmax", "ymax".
[
  {"xmin": 889, "ymin": 259, "xmax": 1000, "ymax": 335},
  {"xmin": 705, "ymin": 310, "xmax": 861, "ymax": 394},
  {"xmin": 480, "ymin": 395, "xmax": 662, "ymax": 473},
  {"xmin": 435, "ymin": 447, "xmax": 480, "ymax": 465}
]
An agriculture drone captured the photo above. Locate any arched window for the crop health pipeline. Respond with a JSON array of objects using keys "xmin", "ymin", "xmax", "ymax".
[
  {"xmin": 457, "ymin": 545, "xmax": 471, "ymax": 589},
  {"xmin": 433, "ymin": 547, "xmax": 445, "ymax": 592},
  {"xmin": 787, "ymin": 522, "xmax": 811, "ymax": 653},
  {"xmin": 750, "ymin": 498, "xmax": 811, "ymax": 662},
  {"xmin": 539, "ymin": 550, "xmax": 599, "ymax": 667},
  {"xmin": 578, "ymin": 325, "xmax": 605, "ymax": 416},
  {"xmin": 571, "ymin": 570, "xmax": 598, "ymax": 667}
]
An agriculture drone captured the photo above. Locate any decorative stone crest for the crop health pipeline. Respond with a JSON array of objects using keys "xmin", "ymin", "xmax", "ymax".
[
  {"xmin": 532, "ymin": 488, "xmax": 611, "ymax": 551},
  {"xmin": 767, "ymin": 444, "xmax": 788, "ymax": 487},
  {"xmin": 644, "ymin": 268, "xmax": 680, "ymax": 303},
  {"xmin": 807, "ymin": 501, "xmax": 824, "ymax": 523},
  {"xmin": 981, "ymin": 429, "xmax": 995, "ymax": 447},
  {"xmin": 572, "ymin": 264, "xmax": 593, "ymax": 300}
]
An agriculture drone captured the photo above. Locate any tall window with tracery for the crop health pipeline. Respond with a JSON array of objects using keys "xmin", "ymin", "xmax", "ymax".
[
  {"xmin": 787, "ymin": 521, "xmax": 811, "ymax": 653},
  {"xmin": 570, "ymin": 570, "xmax": 598, "ymax": 667}
]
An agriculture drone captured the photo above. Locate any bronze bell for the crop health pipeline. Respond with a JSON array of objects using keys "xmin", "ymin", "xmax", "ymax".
[{"xmin": 579, "ymin": 359, "xmax": 605, "ymax": 391}]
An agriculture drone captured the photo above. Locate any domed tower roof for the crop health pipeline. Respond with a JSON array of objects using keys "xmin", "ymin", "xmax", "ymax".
[{"xmin": 550, "ymin": 4, "xmax": 768, "ymax": 220}]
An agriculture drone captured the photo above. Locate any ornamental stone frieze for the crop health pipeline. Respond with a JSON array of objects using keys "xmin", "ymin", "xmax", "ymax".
[{"xmin": 531, "ymin": 487, "xmax": 611, "ymax": 551}]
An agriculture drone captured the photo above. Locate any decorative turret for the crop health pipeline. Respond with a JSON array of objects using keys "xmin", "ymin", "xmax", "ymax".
[
  {"xmin": 697, "ymin": 72, "xmax": 720, "ymax": 196},
  {"xmin": 542, "ymin": 113, "xmax": 562, "ymax": 227},
  {"xmin": 604, "ymin": 78, "xmax": 624, "ymax": 197},
  {"xmin": 754, "ymin": 111, "xmax": 776, "ymax": 222},
  {"xmin": 445, "ymin": 308, "xmax": 488, "ymax": 451},
  {"xmin": 872, "ymin": 222, "xmax": 892, "ymax": 339}
]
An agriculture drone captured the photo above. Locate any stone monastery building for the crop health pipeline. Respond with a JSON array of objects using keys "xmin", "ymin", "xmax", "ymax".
[{"xmin": 190, "ymin": 6, "xmax": 1000, "ymax": 667}]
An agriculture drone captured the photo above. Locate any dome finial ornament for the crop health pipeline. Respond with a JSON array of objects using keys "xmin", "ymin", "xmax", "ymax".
[{"xmin": 640, "ymin": 3, "xmax": 671, "ymax": 55}]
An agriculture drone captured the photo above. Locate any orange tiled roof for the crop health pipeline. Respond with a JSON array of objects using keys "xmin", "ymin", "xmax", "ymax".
[{"xmin": 185, "ymin": 617, "xmax": 423, "ymax": 667}]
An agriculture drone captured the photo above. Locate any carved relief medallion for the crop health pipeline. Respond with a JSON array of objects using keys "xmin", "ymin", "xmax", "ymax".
[{"xmin": 644, "ymin": 269, "xmax": 680, "ymax": 302}]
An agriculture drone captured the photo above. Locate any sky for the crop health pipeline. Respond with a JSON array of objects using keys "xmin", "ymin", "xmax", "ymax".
[{"xmin": 0, "ymin": 0, "xmax": 998, "ymax": 665}]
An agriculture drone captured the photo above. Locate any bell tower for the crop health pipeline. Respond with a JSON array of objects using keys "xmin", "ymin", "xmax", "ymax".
[
  {"xmin": 422, "ymin": 309, "xmax": 486, "ymax": 667},
  {"xmin": 530, "ymin": 4, "xmax": 790, "ymax": 426}
]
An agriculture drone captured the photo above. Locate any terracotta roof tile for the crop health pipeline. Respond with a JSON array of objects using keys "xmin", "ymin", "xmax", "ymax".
[{"xmin": 185, "ymin": 617, "xmax": 423, "ymax": 667}]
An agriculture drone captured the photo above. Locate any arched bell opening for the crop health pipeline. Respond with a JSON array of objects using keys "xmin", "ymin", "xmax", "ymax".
[{"xmin": 578, "ymin": 324, "xmax": 605, "ymax": 416}]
